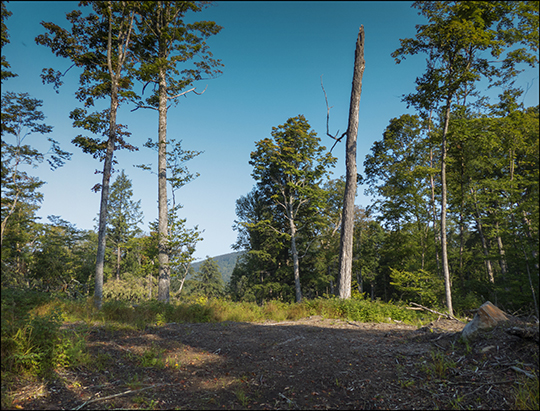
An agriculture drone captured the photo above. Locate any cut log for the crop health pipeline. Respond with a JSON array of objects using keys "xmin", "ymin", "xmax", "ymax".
[{"xmin": 461, "ymin": 301, "xmax": 510, "ymax": 342}]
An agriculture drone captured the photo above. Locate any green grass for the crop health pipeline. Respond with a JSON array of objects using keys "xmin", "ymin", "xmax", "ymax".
[{"xmin": 514, "ymin": 373, "xmax": 539, "ymax": 410}]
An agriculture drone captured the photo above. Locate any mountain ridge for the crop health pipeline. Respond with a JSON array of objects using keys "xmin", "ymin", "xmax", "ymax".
[{"xmin": 191, "ymin": 251, "xmax": 245, "ymax": 284}]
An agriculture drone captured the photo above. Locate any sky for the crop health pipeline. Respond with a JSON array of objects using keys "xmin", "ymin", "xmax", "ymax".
[{"xmin": 3, "ymin": 1, "xmax": 539, "ymax": 261}]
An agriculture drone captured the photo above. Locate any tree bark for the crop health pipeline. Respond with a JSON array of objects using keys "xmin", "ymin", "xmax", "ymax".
[
  {"xmin": 471, "ymin": 186, "xmax": 495, "ymax": 284},
  {"xmin": 440, "ymin": 99, "xmax": 454, "ymax": 316},
  {"xmin": 338, "ymin": 26, "xmax": 365, "ymax": 299},
  {"xmin": 157, "ymin": 66, "xmax": 170, "ymax": 303},
  {"xmin": 94, "ymin": 108, "xmax": 116, "ymax": 310},
  {"xmin": 289, "ymin": 209, "xmax": 302, "ymax": 303}
]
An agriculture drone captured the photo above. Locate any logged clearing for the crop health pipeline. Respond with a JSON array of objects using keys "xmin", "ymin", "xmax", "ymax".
[{"xmin": 7, "ymin": 317, "xmax": 539, "ymax": 410}]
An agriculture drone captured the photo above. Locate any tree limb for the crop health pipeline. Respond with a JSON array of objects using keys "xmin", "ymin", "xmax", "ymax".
[
  {"xmin": 167, "ymin": 84, "xmax": 208, "ymax": 100},
  {"xmin": 409, "ymin": 302, "xmax": 460, "ymax": 321},
  {"xmin": 320, "ymin": 75, "xmax": 347, "ymax": 152},
  {"xmin": 73, "ymin": 383, "xmax": 170, "ymax": 410}
]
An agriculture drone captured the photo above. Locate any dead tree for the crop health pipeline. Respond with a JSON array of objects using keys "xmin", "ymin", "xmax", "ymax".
[
  {"xmin": 321, "ymin": 25, "xmax": 366, "ymax": 298},
  {"xmin": 336, "ymin": 26, "xmax": 365, "ymax": 299}
]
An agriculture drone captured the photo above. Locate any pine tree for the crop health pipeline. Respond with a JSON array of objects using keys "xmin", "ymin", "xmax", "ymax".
[{"xmin": 107, "ymin": 170, "xmax": 143, "ymax": 280}]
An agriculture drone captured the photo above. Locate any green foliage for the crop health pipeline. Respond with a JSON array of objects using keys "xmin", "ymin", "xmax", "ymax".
[
  {"xmin": 36, "ymin": 1, "xmax": 138, "ymax": 159},
  {"xmin": 390, "ymin": 268, "xmax": 444, "ymax": 307},
  {"xmin": 1, "ymin": 1, "xmax": 17, "ymax": 82},
  {"xmin": 189, "ymin": 256, "xmax": 225, "ymax": 298},
  {"xmin": 1, "ymin": 91, "xmax": 71, "ymax": 284},
  {"xmin": 30, "ymin": 216, "xmax": 95, "ymax": 293},
  {"xmin": 306, "ymin": 297, "xmax": 433, "ymax": 324},
  {"xmin": 1, "ymin": 289, "xmax": 87, "ymax": 378},
  {"xmin": 140, "ymin": 345, "xmax": 166, "ymax": 369},
  {"xmin": 453, "ymin": 291, "xmax": 483, "ymax": 316},
  {"xmin": 240, "ymin": 115, "xmax": 337, "ymax": 302},
  {"xmin": 106, "ymin": 170, "xmax": 144, "ymax": 279},
  {"xmin": 103, "ymin": 274, "xmax": 157, "ymax": 303},
  {"xmin": 131, "ymin": 1, "xmax": 223, "ymax": 110}
]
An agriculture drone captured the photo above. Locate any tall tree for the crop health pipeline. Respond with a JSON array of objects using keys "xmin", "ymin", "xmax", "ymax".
[
  {"xmin": 132, "ymin": 1, "xmax": 223, "ymax": 303},
  {"xmin": 337, "ymin": 25, "xmax": 366, "ymax": 299},
  {"xmin": 137, "ymin": 137, "xmax": 203, "ymax": 299},
  {"xmin": 1, "ymin": 92, "xmax": 71, "ymax": 248},
  {"xmin": 107, "ymin": 169, "xmax": 143, "ymax": 280},
  {"xmin": 249, "ymin": 115, "xmax": 336, "ymax": 302},
  {"xmin": 37, "ymin": 1, "xmax": 137, "ymax": 308},
  {"xmin": 392, "ymin": 1, "xmax": 538, "ymax": 315}
]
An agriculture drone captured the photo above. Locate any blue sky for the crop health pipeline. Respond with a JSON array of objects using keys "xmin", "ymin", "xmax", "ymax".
[{"xmin": 3, "ymin": 1, "xmax": 539, "ymax": 261}]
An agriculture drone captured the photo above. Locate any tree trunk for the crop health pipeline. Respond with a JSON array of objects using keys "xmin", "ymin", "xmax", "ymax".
[
  {"xmin": 157, "ymin": 67, "xmax": 170, "ymax": 303},
  {"xmin": 429, "ymin": 146, "xmax": 441, "ymax": 275},
  {"xmin": 116, "ymin": 244, "xmax": 121, "ymax": 281},
  {"xmin": 440, "ymin": 99, "xmax": 453, "ymax": 316},
  {"xmin": 494, "ymin": 221, "xmax": 508, "ymax": 282},
  {"xmin": 288, "ymin": 205, "xmax": 302, "ymax": 303},
  {"xmin": 93, "ymin": 3, "xmax": 133, "ymax": 310},
  {"xmin": 94, "ymin": 80, "xmax": 118, "ymax": 310},
  {"xmin": 338, "ymin": 25, "xmax": 365, "ymax": 299},
  {"xmin": 470, "ymin": 186, "xmax": 495, "ymax": 284},
  {"xmin": 356, "ymin": 267, "xmax": 363, "ymax": 294}
]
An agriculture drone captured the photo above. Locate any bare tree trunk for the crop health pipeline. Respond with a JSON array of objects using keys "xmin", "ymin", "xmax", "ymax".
[
  {"xmin": 288, "ymin": 204, "xmax": 302, "ymax": 303},
  {"xmin": 94, "ymin": 127, "xmax": 115, "ymax": 310},
  {"xmin": 175, "ymin": 264, "xmax": 191, "ymax": 298},
  {"xmin": 157, "ymin": 67, "xmax": 170, "ymax": 303},
  {"xmin": 470, "ymin": 186, "xmax": 495, "ymax": 284},
  {"xmin": 94, "ymin": 77, "xmax": 118, "ymax": 309},
  {"xmin": 338, "ymin": 25, "xmax": 365, "ymax": 299},
  {"xmin": 440, "ymin": 99, "xmax": 453, "ymax": 316},
  {"xmin": 148, "ymin": 270, "xmax": 153, "ymax": 300},
  {"xmin": 494, "ymin": 221, "xmax": 508, "ymax": 282},
  {"xmin": 429, "ymin": 146, "xmax": 441, "ymax": 274},
  {"xmin": 116, "ymin": 244, "xmax": 121, "ymax": 280}
]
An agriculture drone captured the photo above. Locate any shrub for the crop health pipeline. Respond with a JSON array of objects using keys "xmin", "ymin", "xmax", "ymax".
[{"xmin": 2, "ymin": 290, "xmax": 56, "ymax": 373}]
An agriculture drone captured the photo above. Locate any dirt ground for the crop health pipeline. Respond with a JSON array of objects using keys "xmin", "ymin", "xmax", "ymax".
[{"xmin": 6, "ymin": 316, "xmax": 539, "ymax": 410}]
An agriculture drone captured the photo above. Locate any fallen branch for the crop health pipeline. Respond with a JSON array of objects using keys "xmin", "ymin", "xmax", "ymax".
[
  {"xmin": 276, "ymin": 335, "xmax": 305, "ymax": 346},
  {"xmin": 73, "ymin": 383, "xmax": 169, "ymax": 410},
  {"xmin": 510, "ymin": 366, "xmax": 536, "ymax": 379},
  {"xmin": 279, "ymin": 392, "xmax": 297, "ymax": 407},
  {"xmin": 409, "ymin": 302, "xmax": 460, "ymax": 321}
]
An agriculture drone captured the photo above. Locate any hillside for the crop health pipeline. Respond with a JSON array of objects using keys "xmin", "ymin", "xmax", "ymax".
[{"xmin": 191, "ymin": 251, "xmax": 245, "ymax": 284}]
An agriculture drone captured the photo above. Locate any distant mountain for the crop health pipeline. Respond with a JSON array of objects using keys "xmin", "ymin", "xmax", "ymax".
[{"xmin": 191, "ymin": 251, "xmax": 245, "ymax": 284}]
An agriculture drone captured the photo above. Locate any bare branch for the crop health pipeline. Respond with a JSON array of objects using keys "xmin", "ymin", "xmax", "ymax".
[
  {"xmin": 329, "ymin": 132, "xmax": 346, "ymax": 152},
  {"xmin": 131, "ymin": 104, "xmax": 158, "ymax": 112},
  {"xmin": 167, "ymin": 84, "xmax": 208, "ymax": 100},
  {"xmin": 321, "ymin": 75, "xmax": 334, "ymax": 139},
  {"xmin": 321, "ymin": 75, "xmax": 346, "ymax": 152}
]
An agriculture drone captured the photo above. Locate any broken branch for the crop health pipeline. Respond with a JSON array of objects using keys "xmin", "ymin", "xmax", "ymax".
[
  {"xmin": 409, "ymin": 302, "xmax": 459, "ymax": 321},
  {"xmin": 73, "ymin": 383, "xmax": 169, "ymax": 410},
  {"xmin": 320, "ymin": 75, "xmax": 346, "ymax": 152}
]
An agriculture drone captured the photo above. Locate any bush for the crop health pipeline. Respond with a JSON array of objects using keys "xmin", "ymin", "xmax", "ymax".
[
  {"xmin": 103, "ymin": 275, "xmax": 156, "ymax": 303},
  {"xmin": 1, "ymin": 289, "xmax": 68, "ymax": 376}
]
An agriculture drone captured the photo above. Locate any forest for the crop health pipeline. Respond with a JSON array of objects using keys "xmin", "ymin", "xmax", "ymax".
[
  {"xmin": 2, "ymin": 0, "xmax": 538, "ymax": 315},
  {"xmin": 2, "ymin": 1, "xmax": 538, "ymax": 409}
]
